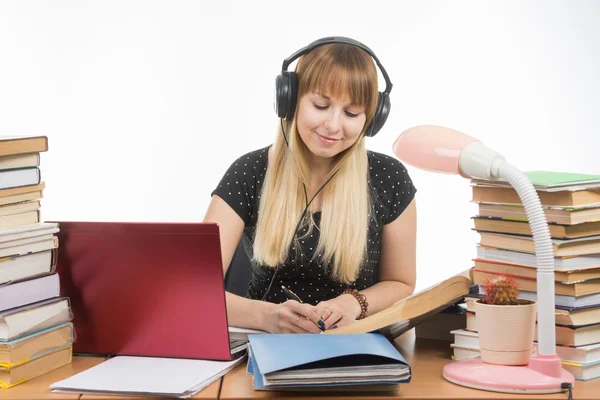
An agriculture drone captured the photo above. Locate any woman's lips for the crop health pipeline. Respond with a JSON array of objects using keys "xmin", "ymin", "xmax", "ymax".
[{"xmin": 315, "ymin": 132, "xmax": 340, "ymax": 145}]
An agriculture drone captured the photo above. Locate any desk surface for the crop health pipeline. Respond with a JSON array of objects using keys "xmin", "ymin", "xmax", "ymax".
[
  {"xmin": 2, "ymin": 333, "xmax": 600, "ymax": 400},
  {"xmin": 220, "ymin": 331, "xmax": 600, "ymax": 400}
]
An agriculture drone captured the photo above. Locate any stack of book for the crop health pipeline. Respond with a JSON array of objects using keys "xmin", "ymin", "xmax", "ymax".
[
  {"xmin": 0, "ymin": 136, "xmax": 74, "ymax": 389},
  {"xmin": 451, "ymin": 171, "xmax": 600, "ymax": 381}
]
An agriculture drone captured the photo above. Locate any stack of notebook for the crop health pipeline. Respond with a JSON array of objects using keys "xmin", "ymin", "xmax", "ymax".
[
  {"xmin": 451, "ymin": 171, "xmax": 600, "ymax": 381},
  {"xmin": 0, "ymin": 136, "xmax": 74, "ymax": 389},
  {"xmin": 247, "ymin": 333, "xmax": 411, "ymax": 390}
]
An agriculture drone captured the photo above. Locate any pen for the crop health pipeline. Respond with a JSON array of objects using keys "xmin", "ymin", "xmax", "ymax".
[
  {"xmin": 281, "ymin": 285, "xmax": 326, "ymax": 331},
  {"xmin": 281, "ymin": 285, "xmax": 303, "ymax": 303}
]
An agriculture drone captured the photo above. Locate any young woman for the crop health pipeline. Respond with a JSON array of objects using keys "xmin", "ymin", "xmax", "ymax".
[{"xmin": 204, "ymin": 37, "xmax": 417, "ymax": 334}]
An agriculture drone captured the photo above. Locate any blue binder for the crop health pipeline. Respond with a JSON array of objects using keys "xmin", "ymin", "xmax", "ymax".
[{"xmin": 247, "ymin": 333, "xmax": 411, "ymax": 390}]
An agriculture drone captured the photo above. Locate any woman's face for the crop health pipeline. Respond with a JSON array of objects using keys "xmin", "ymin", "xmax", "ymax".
[{"xmin": 296, "ymin": 91, "xmax": 367, "ymax": 161}]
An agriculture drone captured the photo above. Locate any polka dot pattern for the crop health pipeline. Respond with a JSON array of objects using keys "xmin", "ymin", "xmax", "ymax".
[{"xmin": 211, "ymin": 146, "xmax": 416, "ymax": 306}]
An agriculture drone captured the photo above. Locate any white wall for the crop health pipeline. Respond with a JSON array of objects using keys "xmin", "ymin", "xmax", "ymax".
[{"xmin": 1, "ymin": 0, "xmax": 598, "ymax": 291}]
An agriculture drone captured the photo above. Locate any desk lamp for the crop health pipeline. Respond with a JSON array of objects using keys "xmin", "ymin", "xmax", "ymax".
[{"xmin": 393, "ymin": 125, "xmax": 574, "ymax": 393}]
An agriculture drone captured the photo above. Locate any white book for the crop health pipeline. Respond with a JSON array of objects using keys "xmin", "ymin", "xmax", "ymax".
[
  {"xmin": 0, "ymin": 168, "xmax": 40, "ymax": 190},
  {"xmin": 0, "ymin": 250, "xmax": 56, "ymax": 286},
  {"xmin": 450, "ymin": 329, "xmax": 480, "ymax": 349},
  {"xmin": 50, "ymin": 355, "xmax": 245, "ymax": 398},
  {"xmin": 450, "ymin": 344, "xmax": 480, "ymax": 361},
  {"xmin": 0, "ymin": 236, "xmax": 58, "ymax": 258},
  {"xmin": 0, "ymin": 273, "xmax": 60, "ymax": 313},
  {"xmin": 556, "ymin": 343, "xmax": 600, "ymax": 365},
  {"xmin": 476, "ymin": 246, "xmax": 600, "ymax": 271},
  {"xmin": 562, "ymin": 360, "xmax": 600, "ymax": 381},
  {"xmin": 0, "ymin": 222, "xmax": 59, "ymax": 242},
  {"xmin": 0, "ymin": 234, "xmax": 55, "ymax": 250},
  {"xmin": 0, "ymin": 297, "xmax": 72, "ymax": 341}
]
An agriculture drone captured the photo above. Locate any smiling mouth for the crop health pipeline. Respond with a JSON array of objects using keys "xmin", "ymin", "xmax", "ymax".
[{"xmin": 315, "ymin": 132, "xmax": 340, "ymax": 142}]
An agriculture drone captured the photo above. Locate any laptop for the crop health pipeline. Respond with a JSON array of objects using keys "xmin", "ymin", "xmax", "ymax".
[{"xmin": 53, "ymin": 221, "xmax": 246, "ymax": 361}]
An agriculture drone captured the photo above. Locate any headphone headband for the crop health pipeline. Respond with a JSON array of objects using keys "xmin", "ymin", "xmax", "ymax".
[
  {"xmin": 281, "ymin": 36, "xmax": 393, "ymax": 95},
  {"xmin": 275, "ymin": 36, "xmax": 392, "ymax": 137}
]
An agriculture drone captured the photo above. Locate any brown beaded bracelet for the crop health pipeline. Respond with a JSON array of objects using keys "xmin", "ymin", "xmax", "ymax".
[{"xmin": 342, "ymin": 288, "xmax": 368, "ymax": 320}]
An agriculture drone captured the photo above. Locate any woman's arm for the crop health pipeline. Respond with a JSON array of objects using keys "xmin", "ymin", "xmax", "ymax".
[
  {"xmin": 204, "ymin": 195, "xmax": 322, "ymax": 333},
  {"xmin": 360, "ymin": 197, "xmax": 417, "ymax": 314},
  {"xmin": 315, "ymin": 198, "xmax": 417, "ymax": 328}
]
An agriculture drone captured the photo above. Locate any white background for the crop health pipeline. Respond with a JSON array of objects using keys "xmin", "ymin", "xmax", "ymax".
[{"xmin": 1, "ymin": 0, "xmax": 598, "ymax": 291}]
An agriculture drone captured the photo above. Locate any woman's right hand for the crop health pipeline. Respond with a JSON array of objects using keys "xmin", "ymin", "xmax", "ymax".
[{"xmin": 263, "ymin": 300, "xmax": 325, "ymax": 333}]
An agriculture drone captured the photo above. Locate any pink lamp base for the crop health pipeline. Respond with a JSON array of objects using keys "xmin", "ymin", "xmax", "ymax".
[{"xmin": 443, "ymin": 357, "xmax": 575, "ymax": 394}]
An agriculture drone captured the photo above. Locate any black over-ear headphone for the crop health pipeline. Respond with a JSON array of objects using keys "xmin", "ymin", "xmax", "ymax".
[{"xmin": 274, "ymin": 36, "xmax": 393, "ymax": 137}]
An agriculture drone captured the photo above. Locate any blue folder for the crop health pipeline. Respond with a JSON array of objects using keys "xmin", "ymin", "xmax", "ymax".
[{"xmin": 247, "ymin": 333, "xmax": 411, "ymax": 390}]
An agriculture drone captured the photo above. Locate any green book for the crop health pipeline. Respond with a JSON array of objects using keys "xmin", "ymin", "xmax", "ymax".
[
  {"xmin": 473, "ymin": 171, "xmax": 600, "ymax": 190},
  {"xmin": 524, "ymin": 171, "xmax": 600, "ymax": 188}
]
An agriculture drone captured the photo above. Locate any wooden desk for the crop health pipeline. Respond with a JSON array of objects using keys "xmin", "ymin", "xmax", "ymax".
[
  {"xmin": 220, "ymin": 330, "xmax": 600, "ymax": 400},
  {"xmin": 0, "ymin": 356, "xmax": 221, "ymax": 400}
]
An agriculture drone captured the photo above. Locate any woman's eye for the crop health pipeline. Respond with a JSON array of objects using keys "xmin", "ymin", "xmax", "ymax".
[
  {"xmin": 313, "ymin": 103, "xmax": 328, "ymax": 110},
  {"xmin": 345, "ymin": 111, "xmax": 359, "ymax": 118}
]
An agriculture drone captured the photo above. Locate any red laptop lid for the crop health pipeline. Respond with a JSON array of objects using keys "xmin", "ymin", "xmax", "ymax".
[{"xmin": 53, "ymin": 222, "xmax": 233, "ymax": 361}]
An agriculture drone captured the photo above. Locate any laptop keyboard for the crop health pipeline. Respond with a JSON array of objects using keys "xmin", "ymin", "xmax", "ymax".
[{"xmin": 229, "ymin": 339, "xmax": 247, "ymax": 349}]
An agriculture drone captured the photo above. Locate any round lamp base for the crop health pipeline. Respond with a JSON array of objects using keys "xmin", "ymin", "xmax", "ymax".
[{"xmin": 443, "ymin": 357, "xmax": 575, "ymax": 394}]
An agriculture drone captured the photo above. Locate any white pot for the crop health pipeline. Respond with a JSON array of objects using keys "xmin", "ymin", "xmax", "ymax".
[{"xmin": 475, "ymin": 300, "xmax": 537, "ymax": 365}]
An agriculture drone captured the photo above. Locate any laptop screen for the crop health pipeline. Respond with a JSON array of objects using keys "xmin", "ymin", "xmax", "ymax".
[{"xmin": 53, "ymin": 221, "xmax": 234, "ymax": 361}]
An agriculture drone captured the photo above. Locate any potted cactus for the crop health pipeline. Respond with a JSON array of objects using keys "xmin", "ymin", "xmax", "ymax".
[{"xmin": 475, "ymin": 274, "xmax": 537, "ymax": 365}]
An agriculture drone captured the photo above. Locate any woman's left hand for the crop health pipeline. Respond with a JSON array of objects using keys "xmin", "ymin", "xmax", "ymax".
[{"xmin": 314, "ymin": 293, "xmax": 362, "ymax": 330}]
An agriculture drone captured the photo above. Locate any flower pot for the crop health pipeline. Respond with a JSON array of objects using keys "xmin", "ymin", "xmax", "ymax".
[{"xmin": 475, "ymin": 299, "xmax": 537, "ymax": 365}]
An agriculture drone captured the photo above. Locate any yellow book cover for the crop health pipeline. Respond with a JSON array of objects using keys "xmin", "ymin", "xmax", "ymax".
[
  {"xmin": 0, "ymin": 345, "xmax": 72, "ymax": 388},
  {"xmin": 0, "ymin": 323, "xmax": 73, "ymax": 368}
]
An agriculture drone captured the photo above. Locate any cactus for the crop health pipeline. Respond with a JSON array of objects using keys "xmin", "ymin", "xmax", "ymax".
[{"xmin": 482, "ymin": 274, "xmax": 520, "ymax": 305}]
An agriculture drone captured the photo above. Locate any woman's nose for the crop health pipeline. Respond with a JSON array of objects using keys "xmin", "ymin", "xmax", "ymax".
[{"xmin": 324, "ymin": 110, "xmax": 342, "ymax": 133}]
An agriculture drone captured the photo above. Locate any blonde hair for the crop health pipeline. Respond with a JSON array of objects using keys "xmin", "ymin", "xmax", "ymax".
[{"xmin": 252, "ymin": 43, "xmax": 379, "ymax": 284}]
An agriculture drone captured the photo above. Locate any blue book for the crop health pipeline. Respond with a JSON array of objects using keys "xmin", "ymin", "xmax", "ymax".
[{"xmin": 247, "ymin": 333, "xmax": 411, "ymax": 390}]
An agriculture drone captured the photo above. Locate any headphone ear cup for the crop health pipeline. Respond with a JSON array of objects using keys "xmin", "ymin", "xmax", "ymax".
[
  {"xmin": 275, "ymin": 71, "xmax": 298, "ymax": 120},
  {"xmin": 275, "ymin": 73, "xmax": 286, "ymax": 119},
  {"xmin": 365, "ymin": 92, "xmax": 390, "ymax": 137}
]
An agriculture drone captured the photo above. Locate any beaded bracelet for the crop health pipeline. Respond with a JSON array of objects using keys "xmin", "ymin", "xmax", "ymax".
[{"xmin": 342, "ymin": 288, "xmax": 368, "ymax": 320}]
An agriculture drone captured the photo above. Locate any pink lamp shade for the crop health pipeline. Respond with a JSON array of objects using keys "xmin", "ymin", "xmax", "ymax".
[{"xmin": 392, "ymin": 125, "xmax": 479, "ymax": 178}]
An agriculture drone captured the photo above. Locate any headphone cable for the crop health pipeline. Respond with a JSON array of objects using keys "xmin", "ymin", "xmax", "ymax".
[{"xmin": 260, "ymin": 119, "xmax": 337, "ymax": 301}]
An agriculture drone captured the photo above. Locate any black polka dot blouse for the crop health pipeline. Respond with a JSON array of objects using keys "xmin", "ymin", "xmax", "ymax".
[{"xmin": 211, "ymin": 146, "xmax": 416, "ymax": 306}]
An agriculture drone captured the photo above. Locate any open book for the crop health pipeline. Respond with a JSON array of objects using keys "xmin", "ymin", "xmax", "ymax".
[{"xmin": 326, "ymin": 271, "xmax": 473, "ymax": 339}]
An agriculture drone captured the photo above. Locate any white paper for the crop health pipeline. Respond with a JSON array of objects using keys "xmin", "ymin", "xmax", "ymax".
[{"xmin": 50, "ymin": 355, "xmax": 244, "ymax": 398}]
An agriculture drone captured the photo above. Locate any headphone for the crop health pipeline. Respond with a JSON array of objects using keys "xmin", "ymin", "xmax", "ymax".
[{"xmin": 274, "ymin": 36, "xmax": 393, "ymax": 137}]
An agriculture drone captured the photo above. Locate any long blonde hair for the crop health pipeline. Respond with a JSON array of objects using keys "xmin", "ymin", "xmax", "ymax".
[{"xmin": 252, "ymin": 43, "xmax": 379, "ymax": 284}]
